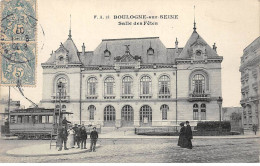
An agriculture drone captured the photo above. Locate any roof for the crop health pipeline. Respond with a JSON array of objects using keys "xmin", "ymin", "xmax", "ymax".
[
  {"xmin": 79, "ymin": 37, "xmax": 180, "ymax": 66},
  {"xmin": 178, "ymin": 31, "xmax": 220, "ymax": 59},
  {"xmin": 43, "ymin": 36, "xmax": 82, "ymax": 65}
]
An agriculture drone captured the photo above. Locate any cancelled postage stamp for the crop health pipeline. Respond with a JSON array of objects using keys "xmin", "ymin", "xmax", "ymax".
[{"xmin": 0, "ymin": 0, "xmax": 37, "ymax": 86}]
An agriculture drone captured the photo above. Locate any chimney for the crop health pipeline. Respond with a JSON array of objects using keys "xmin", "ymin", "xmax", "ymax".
[
  {"xmin": 213, "ymin": 43, "xmax": 217, "ymax": 52},
  {"xmin": 82, "ymin": 43, "xmax": 85, "ymax": 55},
  {"xmin": 175, "ymin": 38, "xmax": 179, "ymax": 53}
]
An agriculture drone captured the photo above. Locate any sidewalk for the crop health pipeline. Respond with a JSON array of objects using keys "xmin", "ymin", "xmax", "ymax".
[
  {"xmin": 98, "ymin": 130, "xmax": 260, "ymax": 139},
  {"xmin": 6, "ymin": 143, "xmax": 98, "ymax": 157}
]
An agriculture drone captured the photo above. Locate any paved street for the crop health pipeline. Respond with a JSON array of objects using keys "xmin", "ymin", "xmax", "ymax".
[{"xmin": 0, "ymin": 137, "xmax": 259, "ymax": 163}]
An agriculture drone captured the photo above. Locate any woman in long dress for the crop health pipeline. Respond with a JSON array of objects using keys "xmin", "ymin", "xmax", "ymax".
[
  {"xmin": 177, "ymin": 122, "xmax": 187, "ymax": 148},
  {"xmin": 67, "ymin": 125, "xmax": 75, "ymax": 148}
]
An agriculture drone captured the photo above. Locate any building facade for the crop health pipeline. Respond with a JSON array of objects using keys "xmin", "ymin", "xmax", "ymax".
[
  {"xmin": 240, "ymin": 36, "xmax": 260, "ymax": 130},
  {"xmin": 40, "ymin": 24, "xmax": 223, "ymax": 127}
]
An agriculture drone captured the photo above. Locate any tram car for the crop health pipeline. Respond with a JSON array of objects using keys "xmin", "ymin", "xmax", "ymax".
[{"xmin": 7, "ymin": 107, "xmax": 72, "ymax": 140}]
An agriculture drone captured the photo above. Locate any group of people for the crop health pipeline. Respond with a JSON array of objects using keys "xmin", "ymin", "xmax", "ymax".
[
  {"xmin": 177, "ymin": 121, "xmax": 193, "ymax": 149},
  {"xmin": 58, "ymin": 117, "xmax": 98, "ymax": 152}
]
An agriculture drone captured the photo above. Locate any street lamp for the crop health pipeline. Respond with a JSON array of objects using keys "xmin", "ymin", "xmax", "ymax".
[
  {"xmin": 217, "ymin": 96, "xmax": 223, "ymax": 122},
  {"xmin": 57, "ymin": 81, "xmax": 63, "ymax": 126}
]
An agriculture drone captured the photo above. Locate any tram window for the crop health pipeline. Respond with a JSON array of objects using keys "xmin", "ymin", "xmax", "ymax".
[
  {"xmin": 17, "ymin": 116, "xmax": 22, "ymax": 123},
  {"xmin": 46, "ymin": 116, "xmax": 53, "ymax": 123},
  {"xmin": 24, "ymin": 116, "xmax": 30, "ymax": 123},
  {"xmin": 10, "ymin": 116, "xmax": 16, "ymax": 123},
  {"xmin": 39, "ymin": 116, "xmax": 43, "ymax": 123}
]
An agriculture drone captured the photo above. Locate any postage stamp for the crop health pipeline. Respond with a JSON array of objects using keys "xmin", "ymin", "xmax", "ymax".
[{"xmin": 0, "ymin": 0, "xmax": 37, "ymax": 86}]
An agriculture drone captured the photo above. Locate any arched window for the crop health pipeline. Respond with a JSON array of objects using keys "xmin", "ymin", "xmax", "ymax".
[
  {"xmin": 140, "ymin": 105, "xmax": 152, "ymax": 123},
  {"xmin": 121, "ymin": 105, "xmax": 134, "ymax": 122},
  {"xmin": 192, "ymin": 74, "xmax": 205, "ymax": 94},
  {"xmin": 122, "ymin": 76, "xmax": 133, "ymax": 95},
  {"xmin": 104, "ymin": 77, "xmax": 115, "ymax": 95},
  {"xmin": 201, "ymin": 104, "xmax": 206, "ymax": 120},
  {"xmin": 159, "ymin": 75, "xmax": 170, "ymax": 94},
  {"xmin": 193, "ymin": 104, "xmax": 199, "ymax": 120},
  {"xmin": 140, "ymin": 76, "xmax": 152, "ymax": 94},
  {"xmin": 87, "ymin": 77, "xmax": 97, "ymax": 95},
  {"xmin": 104, "ymin": 105, "xmax": 115, "ymax": 121},
  {"xmin": 88, "ymin": 105, "xmax": 96, "ymax": 120},
  {"xmin": 56, "ymin": 77, "xmax": 67, "ymax": 98},
  {"xmin": 161, "ymin": 104, "xmax": 169, "ymax": 120}
]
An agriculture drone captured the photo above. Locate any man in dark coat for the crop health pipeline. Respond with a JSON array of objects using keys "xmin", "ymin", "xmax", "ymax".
[
  {"xmin": 62, "ymin": 117, "xmax": 71, "ymax": 129},
  {"xmin": 75, "ymin": 124, "xmax": 81, "ymax": 148},
  {"xmin": 81, "ymin": 126, "xmax": 88, "ymax": 149},
  {"xmin": 72, "ymin": 124, "xmax": 78, "ymax": 146},
  {"xmin": 185, "ymin": 121, "xmax": 193, "ymax": 149},
  {"xmin": 90, "ymin": 127, "xmax": 98, "ymax": 152},
  {"xmin": 58, "ymin": 126, "xmax": 69, "ymax": 151},
  {"xmin": 177, "ymin": 122, "xmax": 187, "ymax": 148}
]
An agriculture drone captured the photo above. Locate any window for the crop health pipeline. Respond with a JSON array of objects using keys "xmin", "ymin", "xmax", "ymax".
[
  {"xmin": 104, "ymin": 77, "xmax": 114, "ymax": 95},
  {"xmin": 62, "ymin": 105, "xmax": 66, "ymax": 112},
  {"xmin": 140, "ymin": 105, "xmax": 152, "ymax": 123},
  {"xmin": 122, "ymin": 76, "xmax": 133, "ymax": 95},
  {"xmin": 104, "ymin": 105, "xmax": 116, "ymax": 121},
  {"xmin": 88, "ymin": 105, "xmax": 96, "ymax": 120},
  {"xmin": 140, "ymin": 76, "xmax": 152, "ymax": 95},
  {"xmin": 87, "ymin": 77, "xmax": 97, "ymax": 95},
  {"xmin": 192, "ymin": 74, "xmax": 205, "ymax": 94},
  {"xmin": 161, "ymin": 104, "xmax": 169, "ymax": 120},
  {"xmin": 121, "ymin": 105, "xmax": 134, "ymax": 121},
  {"xmin": 193, "ymin": 104, "xmax": 199, "ymax": 120},
  {"xmin": 159, "ymin": 75, "xmax": 170, "ymax": 94},
  {"xmin": 201, "ymin": 104, "xmax": 206, "ymax": 120},
  {"xmin": 56, "ymin": 77, "xmax": 67, "ymax": 98}
]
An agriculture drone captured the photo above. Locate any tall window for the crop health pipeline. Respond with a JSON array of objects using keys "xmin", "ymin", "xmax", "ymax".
[
  {"xmin": 87, "ymin": 77, "xmax": 97, "ymax": 95},
  {"xmin": 122, "ymin": 76, "xmax": 133, "ymax": 95},
  {"xmin": 104, "ymin": 105, "xmax": 116, "ymax": 121},
  {"xmin": 140, "ymin": 76, "xmax": 152, "ymax": 95},
  {"xmin": 161, "ymin": 104, "xmax": 169, "ymax": 120},
  {"xmin": 56, "ymin": 77, "xmax": 67, "ymax": 98},
  {"xmin": 121, "ymin": 105, "xmax": 134, "ymax": 121},
  {"xmin": 193, "ymin": 104, "xmax": 199, "ymax": 120},
  {"xmin": 88, "ymin": 105, "xmax": 96, "ymax": 120},
  {"xmin": 192, "ymin": 74, "xmax": 205, "ymax": 94},
  {"xmin": 140, "ymin": 105, "xmax": 152, "ymax": 123},
  {"xmin": 201, "ymin": 104, "xmax": 206, "ymax": 120},
  {"xmin": 104, "ymin": 77, "xmax": 115, "ymax": 95},
  {"xmin": 159, "ymin": 75, "xmax": 170, "ymax": 94}
]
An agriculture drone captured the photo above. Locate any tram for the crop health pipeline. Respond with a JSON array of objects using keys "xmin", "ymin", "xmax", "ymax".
[{"xmin": 4, "ymin": 107, "xmax": 72, "ymax": 139}]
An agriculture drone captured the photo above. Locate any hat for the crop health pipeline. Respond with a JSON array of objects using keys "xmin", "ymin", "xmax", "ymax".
[
  {"xmin": 179, "ymin": 122, "xmax": 184, "ymax": 126},
  {"xmin": 186, "ymin": 121, "xmax": 190, "ymax": 124},
  {"xmin": 93, "ymin": 127, "xmax": 96, "ymax": 129}
]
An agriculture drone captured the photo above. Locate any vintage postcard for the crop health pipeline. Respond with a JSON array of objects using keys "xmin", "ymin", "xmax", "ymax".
[{"xmin": 0, "ymin": 0, "xmax": 259, "ymax": 163}]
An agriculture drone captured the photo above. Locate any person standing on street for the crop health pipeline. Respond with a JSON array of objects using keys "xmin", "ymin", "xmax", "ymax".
[
  {"xmin": 75, "ymin": 124, "xmax": 81, "ymax": 148},
  {"xmin": 67, "ymin": 125, "xmax": 75, "ymax": 148},
  {"xmin": 185, "ymin": 121, "xmax": 193, "ymax": 149},
  {"xmin": 90, "ymin": 127, "xmax": 98, "ymax": 152},
  {"xmin": 58, "ymin": 125, "xmax": 69, "ymax": 151},
  {"xmin": 81, "ymin": 126, "xmax": 88, "ymax": 149},
  {"xmin": 72, "ymin": 124, "xmax": 78, "ymax": 146},
  {"xmin": 177, "ymin": 122, "xmax": 187, "ymax": 148}
]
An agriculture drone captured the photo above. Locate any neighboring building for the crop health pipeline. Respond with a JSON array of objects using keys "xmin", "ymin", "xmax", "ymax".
[
  {"xmin": 40, "ymin": 22, "xmax": 223, "ymax": 128},
  {"xmin": 240, "ymin": 36, "xmax": 260, "ymax": 130},
  {"xmin": 222, "ymin": 107, "xmax": 243, "ymax": 121},
  {"xmin": 0, "ymin": 98, "xmax": 21, "ymax": 125}
]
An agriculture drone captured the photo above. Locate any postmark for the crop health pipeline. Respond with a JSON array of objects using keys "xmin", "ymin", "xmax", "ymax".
[{"xmin": 0, "ymin": 0, "xmax": 37, "ymax": 86}]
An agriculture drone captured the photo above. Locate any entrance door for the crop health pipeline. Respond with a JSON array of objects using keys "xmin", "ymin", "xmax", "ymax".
[
  {"xmin": 121, "ymin": 105, "xmax": 134, "ymax": 127},
  {"xmin": 104, "ymin": 105, "xmax": 116, "ymax": 127},
  {"xmin": 140, "ymin": 105, "xmax": 152, "ymax": 127}
]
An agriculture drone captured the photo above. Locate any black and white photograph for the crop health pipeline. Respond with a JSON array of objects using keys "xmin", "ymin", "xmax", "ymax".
[{"xmin": 0, "ymin": 0, "xmax": 259, "ymax": 163}]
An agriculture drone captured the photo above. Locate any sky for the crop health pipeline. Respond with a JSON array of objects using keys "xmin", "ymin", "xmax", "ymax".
[{"xmin": 0, "ymin": 0, "xmax": 259, "ymax": 108}]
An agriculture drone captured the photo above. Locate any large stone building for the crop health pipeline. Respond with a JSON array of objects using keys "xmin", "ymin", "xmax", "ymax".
[
  {"xmin": 40, "ymin": 23, "xmax": 223, "ymax": 128},
  {"xmin": 240, "ymin": 36, "xmax": 260, "ymax": 130}
]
